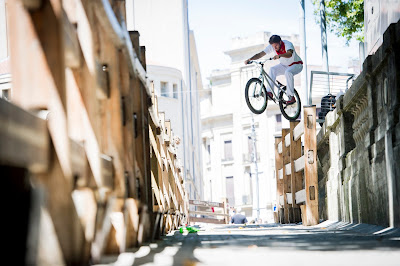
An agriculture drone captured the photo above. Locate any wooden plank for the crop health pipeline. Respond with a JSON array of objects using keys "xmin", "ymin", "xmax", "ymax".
[
  {"xmin": 164, "ymin": 120, "xmax": 171, "ymax": 144},
  {"xmin": 189, "ymin": 211, "xmax": 229, "ymax": 217},
  {"xmin": 293, "ymin": 122, "xmax": 304, "ymax": 141},
  {"xmin": 169, "ymin": 183, "xmax": 178, "ymax": 210},
  {"xmin": 222, "ymin": 197, "xmax": 229, "ymax": 224},
  {"xmin": 286, "ymin": 193, "xmax": 292, "ymax": 204},
  {"xmin": 303, "ymin": 106, "xmax": 318, "ymax": 225},
  {"xmin": 0, "ymin": 98, "xmax": 49, "ymax": 173},
  {"xmin": 137, "ymin": 206, "xmax": 150, "ymax": 246},
  {"xmin": 295, "ymin": 189, "xmax": 306, "ymax": 204},
  {"xmin": 70, "ymin": 139, "xmax": 88, "ymax": 187},
  {"xmin": 125, "ymin": 199, "xmax": 139, "ymax": 248},
  {"xmin": 9, "ymin": 0, "xmax": 73, "ymax": 180},
  {"xmin": 281, "ymin": 128, "xmax": 291, "ymax": 223},
  {"xmin": 189, "ymin": 200, "xmax": 224, "ymax": 208},
  {"xmin": 275, "ymin": 136, "xmax": 283, "ymax": 224},
  {"xmin": 151, "ymin": 170, "xmax": 163, "ymax": 211},
  {"xmin": 278, "ymin": 141, "xmax": 282, "ymax": 154},
  {"xmin": 294, "ymin": 155, "xmax": 305, "ymax": 172},
  {"xmin": 141, "ymin": 85, "xmax": 152, "ymax": 213},
  {"xmin": 36, "ymin": 146, "xmax": 87, "ymax": 264},
  {"xmin": 278, "ymin": 168, "xmax": 283, "ymax": 179},
  {"xmin": 100, "ymin": 154, "xmax": 113, "ymax": 189},
  {"xmin": 149, "ymin": 125, "xmax": 163, "ymax": 169},
  {"xmin": 71, "ymin": 188, "xmax": 97, "ymax": 242},
  {"xmin": 300, "ymin": 205, "xmax": 307, "ymax": 225},
  {"xmin": 189, "ymin": 217, "xmax": 226, "ymax": 224},
  {"xmin": 279, "ymin": 195, "xmax": 284, "ymax": 206},
  {"xmin": 285, "ymin": 163, "xmax": 291, "ymax": 176},
  {"xmin": 290, "ymin": 120, "xmax": 302, "ymax": 222},
  {"xmin": 22, "ymin": 0, "xmax": 42, "ymax": 10},
  {"xmin": 285, "ymin": 133, "xmax": 291, "ymax": 147},
  {"xmin": 63, "ymin": 9, "xmax": 81, "ymax": 69}
]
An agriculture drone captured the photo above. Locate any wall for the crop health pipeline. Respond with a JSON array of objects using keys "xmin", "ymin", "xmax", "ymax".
[
  {"xmin": 365, "ymin": 0, "xmax": 400, "ymax": 55},
  {"xmin": 317, "ymin": 19, "xmax": 400, "ymax": 227}
]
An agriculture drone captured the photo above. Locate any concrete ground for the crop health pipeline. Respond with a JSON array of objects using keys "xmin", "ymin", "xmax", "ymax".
[{"xmin": 97, "ymin": 220, "xmax": 400, "ymax": 266}]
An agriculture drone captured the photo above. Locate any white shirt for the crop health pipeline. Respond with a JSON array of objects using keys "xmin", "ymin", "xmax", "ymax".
[{"xmin": 263, "ymin": 40, "xmax": 302, "ymax": 66}]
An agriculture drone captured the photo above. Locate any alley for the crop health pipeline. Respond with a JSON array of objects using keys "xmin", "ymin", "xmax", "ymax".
[{"xmin": 98, "ymin": 221, "xmax": 400, "ymax": 266}]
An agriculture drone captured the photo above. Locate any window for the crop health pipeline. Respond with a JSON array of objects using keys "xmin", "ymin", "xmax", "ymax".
[
  {"xmin": 226, "ymin": 176, "xmax": 235, "ymax": 206},
  {"xmin": 173, "ymin": 83, "xmax": 178, "ymax": 99},
  {"xmin": 275, "ymin": 114, "xmax": 282, "ymax": 132},
  {"xmin": 275, "ymin": 114, "xmax": 282, "ymax": 123},
  {"xmin": 161, "ymin": 81, "xmax": 168, "ymax": 97},
  {"xmin": 223, "ymin": 140, "xmax": 233, "ymax": 161}
]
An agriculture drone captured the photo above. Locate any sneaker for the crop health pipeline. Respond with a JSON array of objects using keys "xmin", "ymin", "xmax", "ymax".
[
  {"xmin": 267, "ymin": 92, "xmax": 274, "ymax": 99},
  {"xmin": 286, "ymin": 96, "xmax": 296, "ymax": 105}
]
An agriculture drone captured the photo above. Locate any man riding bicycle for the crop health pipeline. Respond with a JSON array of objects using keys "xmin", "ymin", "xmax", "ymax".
[{"xmin": 244, "ymin": 35, "xmax": 303, "ymax": 105}]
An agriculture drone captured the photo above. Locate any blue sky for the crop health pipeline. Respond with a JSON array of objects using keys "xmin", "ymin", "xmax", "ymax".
[{"xmin": 188, "ymin": 0, "xmax": 360, "ymax": 84}]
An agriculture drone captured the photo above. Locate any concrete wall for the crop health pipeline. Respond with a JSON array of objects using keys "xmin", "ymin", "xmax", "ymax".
[
  {"xmin": 365, "ymin": 0, "xmax": 400, "ymax": 55},
  {"xmin": 317, "ymin": 19, "xmax": 400, "ymax": 227}
]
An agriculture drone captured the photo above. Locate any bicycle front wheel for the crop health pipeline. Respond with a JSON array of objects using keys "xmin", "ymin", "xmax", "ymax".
[
  {"xmin": 245, "ymin": 78, "xmax": 268, "ymax": 115},
  {"xmin": 279, "ymin": 89, "xmax": 301, "ymax": 121}
]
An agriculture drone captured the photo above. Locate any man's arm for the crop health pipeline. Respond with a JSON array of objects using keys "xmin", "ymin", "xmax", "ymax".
[
  {"xmin": 244, "ymin": 51, "xmax": 266, "ymax": 65},
  {"xmin": 272, "ymin": 49, "xmax": 293, "ymax": 60}
]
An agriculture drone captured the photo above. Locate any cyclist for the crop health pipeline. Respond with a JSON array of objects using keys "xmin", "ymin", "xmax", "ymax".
[{"xmin": 244, "ymin": 35, "xmax": 303, "ymax": 105}]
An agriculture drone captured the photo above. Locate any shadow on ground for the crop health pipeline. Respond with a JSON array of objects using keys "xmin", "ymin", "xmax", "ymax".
[{"xmin": 102, "ymin": 221, "xmax": 400, "ymax": 265}]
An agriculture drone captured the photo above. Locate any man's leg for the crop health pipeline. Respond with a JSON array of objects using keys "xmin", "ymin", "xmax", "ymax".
[
  {"xmin": 284, "ymin": 64, "xmax": 303, "ymax": 97},
  {"xmin": 266, "ymin": 64, "xmax": 287, "ymax": 93}
]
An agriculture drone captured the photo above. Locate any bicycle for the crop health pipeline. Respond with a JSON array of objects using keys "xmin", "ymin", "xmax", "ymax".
[{"xmin": 244, "ymin": 59, "xmax": 301, "ymax": 121}]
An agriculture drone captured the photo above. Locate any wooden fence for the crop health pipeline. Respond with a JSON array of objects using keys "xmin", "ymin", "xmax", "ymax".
[
  {"xmin": 1, "ymin": 0, "xmax": 188, "ymax": 264},
  {"xmin": 274, "ymin": 106, "xmax": 318, "ymax": 226},
  {"xmin": 188, "ymin": 199, "xmax": 229, "ymax": 224}
]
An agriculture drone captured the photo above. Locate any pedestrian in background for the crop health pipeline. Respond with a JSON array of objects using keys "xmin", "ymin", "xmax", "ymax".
[{"xmin": 230, "ymin": 208, "xmax": 248, "ymax": 224}]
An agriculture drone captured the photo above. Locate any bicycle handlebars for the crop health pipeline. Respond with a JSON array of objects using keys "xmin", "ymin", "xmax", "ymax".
[{"xmin": 247, "ymin": 58, "xmax": 274, "ymax": 65}]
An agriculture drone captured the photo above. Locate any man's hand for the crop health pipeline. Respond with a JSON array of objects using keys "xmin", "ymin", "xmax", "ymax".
[
  {"xmin": 273, "ymin": 55, "xmax": 280, "ymax": 60},
  {"xmin": 244, "ymin": 59, "xmax": 251, "ymax": 65}
]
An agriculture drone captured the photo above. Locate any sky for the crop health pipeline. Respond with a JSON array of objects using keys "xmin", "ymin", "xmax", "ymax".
[{"xmin": 188, "ymin": 0, "xmax": 361, "ymax": 85}]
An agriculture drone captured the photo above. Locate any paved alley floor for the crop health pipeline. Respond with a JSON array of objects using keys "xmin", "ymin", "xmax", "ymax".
[{"xmin": 98, "ymin": 221, "xmax": 400, "ymax": 266}]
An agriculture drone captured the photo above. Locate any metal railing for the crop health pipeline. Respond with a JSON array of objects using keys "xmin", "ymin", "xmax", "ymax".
[{"xmin": 309, "ymin": 70, "xmax": 355, "ymax": 105}]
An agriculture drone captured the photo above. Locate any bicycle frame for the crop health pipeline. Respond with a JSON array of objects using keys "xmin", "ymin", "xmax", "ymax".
[{"xmin": 251, "ymin": 59, "xmax": 287, "ymax": 104}]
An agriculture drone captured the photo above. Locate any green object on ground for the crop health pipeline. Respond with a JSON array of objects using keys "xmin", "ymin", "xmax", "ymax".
[
  {"xmin": 179, "ymin": 227, "xmax": 184, "ymax": 233},
  {"xmin": 186, "ymin": 226, "xmax": 199, "ymax": 233}
]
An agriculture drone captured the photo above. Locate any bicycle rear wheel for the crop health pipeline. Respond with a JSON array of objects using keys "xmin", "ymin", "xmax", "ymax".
[
  {"xmin": 245, "ymin": 78, "xmax": 268, "ymax": 114},
  {"xmin": 279, "ymin": 89, "xmax": 301, "ymax": 121}
]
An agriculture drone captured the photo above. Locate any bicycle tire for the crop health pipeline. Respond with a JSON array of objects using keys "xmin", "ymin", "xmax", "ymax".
[
  {"xmin": 279, "ymin": 89, "xmax": 301, "ymax": 121},
  {"xmin": 245, "ymin": 78, "xmax": 268, "ymax": 115}
]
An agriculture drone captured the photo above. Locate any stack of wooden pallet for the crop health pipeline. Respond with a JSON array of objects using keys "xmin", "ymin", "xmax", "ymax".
[{"xmin": 0, "ymin": 0, "xmax": 189, "ymax": 264}]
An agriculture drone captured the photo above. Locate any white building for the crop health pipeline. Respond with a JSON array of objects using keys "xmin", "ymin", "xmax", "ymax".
[
  {"xmin": 127, "ymin": 0, "xmax": 204, "ymax": 200},
  {"xmin": 200, "ymin": 32, "xmax": 302, "ymax": 223},
  {"xmin": 200, "ymin": 31, "xmax": 353, "ymax": 223}
]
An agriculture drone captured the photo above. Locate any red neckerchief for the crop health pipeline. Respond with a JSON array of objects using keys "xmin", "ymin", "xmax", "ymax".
[{"xmin": 276, "ymin": 41, "xmax": 286, "ymax": 55}]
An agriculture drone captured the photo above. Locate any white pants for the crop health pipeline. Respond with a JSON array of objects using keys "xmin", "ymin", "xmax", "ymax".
[{"xmin": 266, "ymin": 63, "xmax": 303, "ymax": 97}]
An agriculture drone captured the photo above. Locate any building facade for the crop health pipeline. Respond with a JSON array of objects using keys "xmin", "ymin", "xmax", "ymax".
[
  {"xmin": 200, "ymin": 31, "xmax": 357, "ymax": 223},
  {"xmin": 200, "ymin": 32, "xmax": 302, "ymax": 223},
  {"xmin": 127, "ymin": 0, "xmax": 204, "ymax": 200}
]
